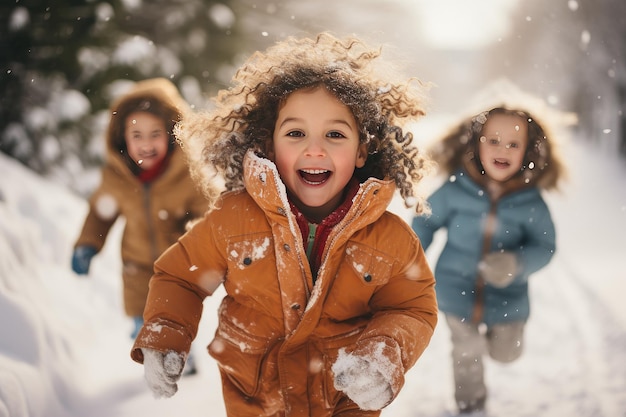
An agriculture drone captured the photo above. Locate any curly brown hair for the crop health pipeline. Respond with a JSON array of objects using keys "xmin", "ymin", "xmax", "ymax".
[
  {"xmin": 430, "ymin": 106, "xmax": 566, "ymax": 191},
  {"xmin": 177, "ymin": 33, "xmax": 434, "ymax": 213}
]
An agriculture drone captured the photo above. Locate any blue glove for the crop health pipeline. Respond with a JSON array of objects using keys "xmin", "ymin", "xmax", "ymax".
[{"xmin": 71, "ymin": 246, "xmax": 97, "ymax": 275}]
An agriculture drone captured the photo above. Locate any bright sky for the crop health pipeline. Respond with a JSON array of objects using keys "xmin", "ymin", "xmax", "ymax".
[{"xmin": 407, "ymin": 0, "xmax": 520, "ymax": 49}]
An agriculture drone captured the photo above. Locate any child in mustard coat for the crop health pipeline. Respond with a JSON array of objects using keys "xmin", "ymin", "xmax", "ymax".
[
  {"xmin": 130, "ymin": 34, "xmax": 438, "ymax": 416},
  {"xmin": 72, "ymin": 78, "xmax": 208, "ymax": 339}
]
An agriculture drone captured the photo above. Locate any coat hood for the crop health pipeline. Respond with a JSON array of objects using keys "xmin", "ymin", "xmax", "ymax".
[
  {"xmin": 105, "ymin": 78, "xmax": 190, "ymax": 176},
  {"xmin": 241, "ymin": 149, "xmax": 397, "ymax": 223}
]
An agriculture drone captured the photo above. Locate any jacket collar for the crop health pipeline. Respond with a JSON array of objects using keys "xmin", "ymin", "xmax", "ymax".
[
  {"xmin": 242, "ymin": 150, "xmax": 396, "ymax": 232},
  {"xmin": 107, "ymin": 145, "xmax": 187, "ymax": 185}
]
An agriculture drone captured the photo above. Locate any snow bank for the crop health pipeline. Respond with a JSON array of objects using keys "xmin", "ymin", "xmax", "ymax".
[
  {"xmin": 0, "ymin": 154, "xmax": 86, "ymax": 416},
  {"xmin": 0, "ymin": 154, "xmax": 129, "ymax": 417}
]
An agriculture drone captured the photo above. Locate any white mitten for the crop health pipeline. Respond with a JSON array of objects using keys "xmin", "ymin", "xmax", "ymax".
[
  {"xmin": 332, "ymin": 351, "xmax": 393, "ymax": 411},
  {"xmin": 142, "ymin": 348, "xmax": 185, "ymax": 398},
  {"xmin": 478, "ymin": 251, "xmax": 519, "ymax": 288}
]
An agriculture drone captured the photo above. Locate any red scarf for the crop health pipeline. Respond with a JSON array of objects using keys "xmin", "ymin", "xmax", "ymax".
[
  {"xmin": 137, "ymin": 154, "xmax": 170, "ymax": 183},
  {"xmin": 290, "ymin": 177, "xmax": 360, "ymax": 280}
]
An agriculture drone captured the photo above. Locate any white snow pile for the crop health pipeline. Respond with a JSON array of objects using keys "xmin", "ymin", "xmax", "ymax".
[{"xmin": 0, "ymin": 153, "xmax": 91, "ymax": 416}]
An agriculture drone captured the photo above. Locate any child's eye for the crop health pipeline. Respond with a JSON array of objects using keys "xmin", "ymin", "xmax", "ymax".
[
  {"xmin": 489, "ymin": 138, "xmax": 500, "ymax": 145},
  {"xmin": 286, "ymin": 130, "xmax": 304, "ymax": 138},
  {"xmin": 508, "ymin": 143, "xmax": 519, "ymax": 149},
  {"xmin": 327, "ymin": 131, "xmax": 346, "ymax": 139}
]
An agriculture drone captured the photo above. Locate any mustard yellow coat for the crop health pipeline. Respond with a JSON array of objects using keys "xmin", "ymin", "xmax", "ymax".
[
  {"xmin": 73, "ymin": 79, "xmax": 208, "ymax": 316},
  {"xmin": 131, "ymin": 151, "xmax": 437, "ymax": 416}
]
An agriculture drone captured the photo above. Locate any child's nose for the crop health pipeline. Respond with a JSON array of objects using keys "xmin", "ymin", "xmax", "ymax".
[
  {"xmin": 139, "ymin": 138, "xmax": 154, "ymax": 149},
  {"xmin": 304, "ymin": 137, "xmax": 326, "ymax": 156}
]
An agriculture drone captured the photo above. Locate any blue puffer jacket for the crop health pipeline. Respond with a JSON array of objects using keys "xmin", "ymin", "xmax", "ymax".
[{"xmin": 411, "ymin": 170, "xmax": 555, "ymax": 325}]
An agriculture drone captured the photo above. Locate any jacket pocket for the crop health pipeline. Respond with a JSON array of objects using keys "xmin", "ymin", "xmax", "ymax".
[
  {"xmin": 322, "ymin": 243, "xmax": 396, "ymax": 322},
  {"xmin": 226, "ymin": 233, "xmax": 274, "ymax": 271},
  {"xmin": 208, "ymin": 315, "xmax": 274, "ymax": 397},
  {"xmin": 344, "ymin": 242, "xmax": 394, "ymax": 286}
]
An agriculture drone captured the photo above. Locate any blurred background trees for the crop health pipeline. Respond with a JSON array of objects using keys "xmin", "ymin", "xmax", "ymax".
[
  {"xmin": 0, "ymin": 0, "xmax": 624, "ymax": 196},
  {"xmin": 488, "ymin": 0, "xmax": 626, "ymax": 154},
  {"xmin": 0, "ymin": 0, "xmax": 248, "ymax": 193}
]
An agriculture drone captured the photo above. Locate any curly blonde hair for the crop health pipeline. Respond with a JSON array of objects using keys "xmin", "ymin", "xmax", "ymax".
[{"xmin": 177, "ymin": 33, "xmax": 433, "ymax": 213}]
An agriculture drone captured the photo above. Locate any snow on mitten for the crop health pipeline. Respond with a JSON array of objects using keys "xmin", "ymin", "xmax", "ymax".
[
  {"xmin": 478, "ymin": 251, "xmax": 519, "ymax": 288},
  {"xmin": 332, "ymin": 350, "xmax": 393, "ymax": 411},
  {"xmin": 142, "ymin": 348, "xmax": 185, "ymax": 398}
]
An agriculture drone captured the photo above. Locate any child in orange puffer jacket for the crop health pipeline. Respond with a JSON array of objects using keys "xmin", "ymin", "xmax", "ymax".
[{"xmin": 131, "ymin": 34, "xmax": 438, "ymax": 416}]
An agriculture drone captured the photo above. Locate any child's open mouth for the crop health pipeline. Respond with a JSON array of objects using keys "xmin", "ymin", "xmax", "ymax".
[
  {"xmin": 299, "ymin": 169, "xmax": 331, "ymax": 185},
  {"xmin": 137, "ymin": 151, "xmax": 157, "ymax": 165},
  {"xmin": 493, "ymin": 158, "xmax": 510, "ymax": 168}
]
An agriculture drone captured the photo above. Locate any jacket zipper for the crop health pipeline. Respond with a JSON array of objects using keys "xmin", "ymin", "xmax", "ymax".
[
  {"xmin": 471, "ymin": 200, "xmax": 497, "ymax": 324},
  {"xmin": 143, "ymin": 183, "xmax": 158, "ymax": 261}
]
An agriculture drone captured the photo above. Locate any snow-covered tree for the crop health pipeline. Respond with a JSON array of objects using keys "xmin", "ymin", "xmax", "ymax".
[{"xmin": 0, "ymin": 0, "xmax": 245, "ymax": 194}]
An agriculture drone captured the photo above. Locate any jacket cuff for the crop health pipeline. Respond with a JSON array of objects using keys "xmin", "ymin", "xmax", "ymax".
[{"xmin": 130, "ymin": 319, "xmax": 193, "ymax": 364}]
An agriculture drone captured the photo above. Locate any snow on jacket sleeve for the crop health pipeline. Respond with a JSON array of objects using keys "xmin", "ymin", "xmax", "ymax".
[
  {"xmin": 74, "ymin": 186, "xmax": 119, "ymax": 252},
  {"xmin": 347, "ymin": 214, "xmax": 438, "ymax": 401}
]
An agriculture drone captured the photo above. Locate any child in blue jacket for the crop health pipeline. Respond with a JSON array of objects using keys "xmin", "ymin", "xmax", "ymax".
[{"xmin": 412, "ymin": 97, "xmax": 567, "ymax": 414}]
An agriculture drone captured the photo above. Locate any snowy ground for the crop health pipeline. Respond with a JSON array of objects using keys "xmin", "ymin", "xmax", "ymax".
[{"xmin": 0, "ymin": 131, "xmax": 625, "ymax": 417}]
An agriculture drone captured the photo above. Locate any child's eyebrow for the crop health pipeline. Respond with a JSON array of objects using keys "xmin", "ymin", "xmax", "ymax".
[
  {"xmin": 276, "ymin": 117, "xmax": 301, "ymax": 128},
  {"xmin": 278, "ymin": 117, "xmax": 355, "ymax": 130},
  {"xmin": 329, "ymin": 119, "xmax": 355, "ymax": 130}
]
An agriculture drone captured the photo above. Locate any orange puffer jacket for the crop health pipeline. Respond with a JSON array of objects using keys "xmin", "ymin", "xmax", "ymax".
[{"xmin": 131, "ymin": 151, "xmax": 437, "ymax": 416}]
